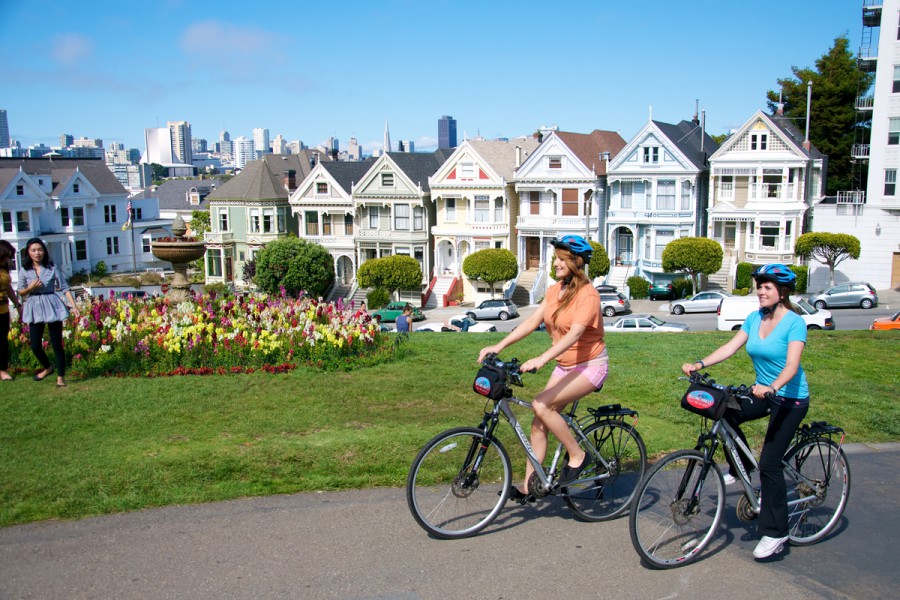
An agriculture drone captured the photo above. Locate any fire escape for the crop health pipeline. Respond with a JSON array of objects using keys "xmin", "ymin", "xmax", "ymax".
[{"xmin": 843, "ymin": 0, "xmax": 882, "ymax": 208}]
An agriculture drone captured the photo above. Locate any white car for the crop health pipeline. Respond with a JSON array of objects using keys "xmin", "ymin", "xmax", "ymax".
[
  {"xmin": 608, "ymin": 314, "xmax": 689, "ymax": 332},
  {"xmin": 416, "ymin": 315, "xmax": 497, "ymax": 333},
  {"xmin": 716, "ymin": 296, "xmax": 835, "ymax": 331},
  {"xmin": 669, "ymin": 291, "xmax": 732, "ymax": 315}
]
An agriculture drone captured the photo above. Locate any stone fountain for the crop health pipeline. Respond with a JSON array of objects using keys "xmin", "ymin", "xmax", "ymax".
[{"xmin": 151, "ymin": 215, "xmax": 206, "ymax": 302}]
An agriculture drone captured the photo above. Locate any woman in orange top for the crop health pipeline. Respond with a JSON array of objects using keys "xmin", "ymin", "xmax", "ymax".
[{"xmin": 479, "ymin": 235, "xmax": 607, "ymax": 501}]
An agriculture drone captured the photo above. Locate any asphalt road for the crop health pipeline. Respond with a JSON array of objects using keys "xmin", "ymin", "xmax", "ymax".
[{"xmin": 1, "ymin": 443, "xmax": 896, "ymax": 600}]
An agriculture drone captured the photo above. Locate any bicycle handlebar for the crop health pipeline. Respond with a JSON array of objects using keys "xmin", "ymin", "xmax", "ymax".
[
  {"xmin": 480, "ymin": 353, "xmax": 535, "ymax": 387},
  {"xmin": 685, "ymin": 371, "xmax": 777, "ymax": 401}
]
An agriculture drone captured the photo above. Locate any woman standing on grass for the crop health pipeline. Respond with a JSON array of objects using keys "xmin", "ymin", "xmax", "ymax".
[
  {"xmin": 682, "ymin": 263, "xmax": 808, "ymax": 560},
  {"xmin": 17, "ymin": 238, "xmax": 79, "ymax": 388},
  {"xmin": 478, "ymin": 235, "xmax": 607, "ymax": 502},
  {"xmin": 0, "ymin": 240, "xmax": 22, "ymax": 381}
]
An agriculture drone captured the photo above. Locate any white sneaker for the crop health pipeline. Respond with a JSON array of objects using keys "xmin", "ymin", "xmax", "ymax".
[
  {"xmin": 753, "ymin": 535, "xmax": 788, "ymax": 558},
  {"xmin": 722, "ymin": 473, "xmax": 737, "ymax": 486}
]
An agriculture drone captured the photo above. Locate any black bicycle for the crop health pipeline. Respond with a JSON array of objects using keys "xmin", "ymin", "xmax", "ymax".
[
  {"xmin": 406, "ymin": 353, "xmax": 647, "ymax": 539},
  {"xmin": 628, "ymin": 372, "xmax": 850, "ymax": 568}
]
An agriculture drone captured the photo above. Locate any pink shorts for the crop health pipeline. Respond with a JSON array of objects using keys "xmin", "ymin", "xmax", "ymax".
[{"xmin": 551, "ymin": 350, "xmax": 609, "ymax": 389}]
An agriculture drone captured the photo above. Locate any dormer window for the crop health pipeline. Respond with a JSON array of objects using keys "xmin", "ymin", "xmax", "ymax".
[
  {"xmin": 73, "ymin": 183, "xmax": 80, "ymax": 193},
  {"xmin": 16, "ymin": 184, "xmax": 24, "ymax": 195},
  {"xmin": 643, "ymin": 147, "xmax": 659, "ymax": 164},
  {"xmin": 751, "ymin": 133, "xmax": 768, "ymax": 151},
  {"xmin": 548, "ymin": 157, "xmax": 562, "ymax": 169},
  {"xmin": 316, "ymin": 182, "xmax": 328, "ymax": 195},
  {"xmin": 381, "ymin": 173, "xmax": 394, "ymax": 187}
]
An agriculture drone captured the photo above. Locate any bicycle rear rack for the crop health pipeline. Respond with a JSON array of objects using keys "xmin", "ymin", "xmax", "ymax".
[{"xmin": 795, "ymin": 421, "xmax": 845, "ymax": 445}]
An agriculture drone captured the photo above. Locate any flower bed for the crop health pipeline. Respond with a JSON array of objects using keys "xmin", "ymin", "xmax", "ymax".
[{"xmin": 8, "ymin": 291, "xmax": 395, "ymax": 377}]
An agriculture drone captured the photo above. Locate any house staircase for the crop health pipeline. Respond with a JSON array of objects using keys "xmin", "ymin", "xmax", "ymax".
[
  {"xmin": 707, "ymin": 246, "xmax": 735, "ymax": 291},
  {"xmin": 511, "ymin": 269, "xmax": 538, "ymax": 307},
  {"xmin": 605, "ymin": 265, "xmax": 631, "ymax": 290},
  {"xmin": 327, "ymin": 282, "xmax": 352, "ymax": 304},
  {"xmin": 426, "ymin": 275, "xmax": 455, "ymax": 309}
]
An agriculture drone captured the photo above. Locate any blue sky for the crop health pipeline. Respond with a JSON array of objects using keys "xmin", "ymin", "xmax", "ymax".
[{"xmin": 1, "ymin": 0, "xmax": 860, "ymax": 155}]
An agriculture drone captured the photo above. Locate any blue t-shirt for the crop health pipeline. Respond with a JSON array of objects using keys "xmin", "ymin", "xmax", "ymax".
[
  {"xmin": 395, "ymin": 315, "xmax": 411, "ymax": 333},
  {"xmin": 741, "ymin": 309, "xmax": 809, "ymax": 401}
]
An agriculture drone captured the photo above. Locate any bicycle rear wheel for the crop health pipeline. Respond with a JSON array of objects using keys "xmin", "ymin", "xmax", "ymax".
[
  {"xmin": 629, "ymin": 450, "xmax": 725, "ymax": 569},
  {"xmin": 564, "ymin": 419, "xmax": 647, "ymax": 521},
  {"xmin": 784, "ymin": 438, "xmax": 850, "ymax": 545},
  {"xmin": 406, "ymin": 427, "xmax": 511, "ymax": 539}
]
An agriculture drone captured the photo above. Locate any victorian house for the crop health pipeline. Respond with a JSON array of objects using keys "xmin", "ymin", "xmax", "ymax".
[
  {"xmin": 0, "ymin": 157, "xmax": 168, "ymax": 281},
  {"xmin": 428, "ymin": 138, "xmax": 539, "ymax": 306},
  {"xmin": 351, "ymin": 151, "xmax": 450, "ymax": 303},
  {"xmin": 204, "ymin": 152, "xmax": 320, "ymax": 286},
  {"xmin": 706, "ymin": 110, "xmax": 824, "ymax": 289},
  {"xmin": 605, "ymin": 117, "xmax": 719, "ymax": 289},
  {"xmin": 514, "ymin": 129, "xmax": 625, "ymax": 302},
  {"xmin": 288, "ymin": 159, "xmax": 373, "ymax": 296}
]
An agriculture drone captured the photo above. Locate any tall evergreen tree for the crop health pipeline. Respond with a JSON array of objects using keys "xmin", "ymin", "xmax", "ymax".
[{"xmin": 766, "ymin": 36, "xmax": 873, "ymax": 195}]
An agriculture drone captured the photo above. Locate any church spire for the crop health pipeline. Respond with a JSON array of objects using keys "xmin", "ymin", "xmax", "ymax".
[{"xmin": 384, "ymin": 120, "xmax": 391, "ymax": 153}]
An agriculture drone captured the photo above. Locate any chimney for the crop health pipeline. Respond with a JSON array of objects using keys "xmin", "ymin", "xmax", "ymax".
[
  {"xmin": 693, "ymin": 99, "xmax": 700, "ymax": 126},
  {"xmin": 515, "ymin": 146, "xmax": 522, "ymax": 168},
  {"xmin": 776, "ymin": 89, "xmax": 784, "ymax": 115},
  {"xmin": 283, "ymin": 169, "xmax": 296, "ymax": 192}
]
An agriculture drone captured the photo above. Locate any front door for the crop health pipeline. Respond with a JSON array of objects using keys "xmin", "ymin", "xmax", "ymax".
[
  {"xmin": 527, "ymin": 238, "xmax": 540, "ymax": 269},
  {"xmin": 617, "ymin": 231, "xmax": 633, "ymax": 264}
]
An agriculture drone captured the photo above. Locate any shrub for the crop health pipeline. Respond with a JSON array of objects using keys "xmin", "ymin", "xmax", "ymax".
[
  {"xmin": 731, "ymin": 287, "xmax": 751, "ymax": 296},
  {"xmin": 627, "ymin": 276, "xmax": 650, "ymax": 299},
  {"xmin": 367, "ymin": 287, "xmax": 390, "ymax": 309},
  {"xmin": 255, "ymin": 238, "xmax": 335, "ymax": 297},
  {"xmin": 204, "ymin": 282, "xmax": 231, "ymax": 295},
  {"xmin": 93, "ymin": 261, "xmax": 108, "ymax": 278},
  {"xmin": 790, "ymin": 265, "xmax": 808, "ymax": 294},
  {"xmin": 672, "ymin": 277, "xmax": 693, "ymax": 299},
  {"xmin": 736, "ymin": 262, "xmax": 754, "ymax": 290}
]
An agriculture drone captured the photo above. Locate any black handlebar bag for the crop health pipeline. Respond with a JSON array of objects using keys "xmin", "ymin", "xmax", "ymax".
[
  {"xmin": 681, "ymin": 381, "xmax": 729, "ymax": 420},
  {"xmin": 473, "ymin": 363, "xmax": 507, "ymax": 400}
]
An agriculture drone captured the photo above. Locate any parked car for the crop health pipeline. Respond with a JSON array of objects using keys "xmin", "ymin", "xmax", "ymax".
[
  {"xmin": 595, "ymin": 284, "xmax": 618, "ymax": 294},
  {"xmin": 371, "ymin": 302, "xmax": 425, "ymax": 323},
  {"xmin": 669, "ymin": 290, "xmax": 732, "ymax": 315},
  {"xmin": 649, "ymin": 282, "xmax": 675, "ymax": 301},
  {"xmin": 717, "ymin": 295, "xmax": 835, "ymax": 331},
  {"xmin": 466, "ymin": 298, "xmax": 519, "ymax": 321},
  {"xmin": 600, "ymin": 292, "xmax": 631, "ymax": 317},
  {"xmin": 808, "ymin": 282, "xmax": 878, "ymax": 309},
  {"xmin": 417, "ymin": 315, "xmax": 497, "ymax": 333},
  {"xmin": 608, "ymin": 314, "xmax": 689, "ymax": 332},
  {"xmin": 870, "ymin": 311, "xmax": 900, "ymax": 331}
]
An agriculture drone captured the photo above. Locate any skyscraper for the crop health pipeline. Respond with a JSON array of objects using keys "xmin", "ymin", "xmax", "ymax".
[
  {"xmin": 167, "ymin": 121, "xmax": 193, "ymax": 164},
  {"xmin": 438, "ymin": 115, "xmax": 457, "ymax": 149},
  {"xmin": 253, "ymin": 128, "xmax": 270, "ymax": 157},
  {"xmin": 233, "ymin": 136, "xmax": 255, "ymax": 169},
  {"xmin": 0, "ymin": 110, "xmax": 10, "ymax": 148}
]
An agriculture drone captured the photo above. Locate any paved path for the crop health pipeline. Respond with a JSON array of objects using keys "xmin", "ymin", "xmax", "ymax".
[{"xmin": 1, "ymin": 444, "xmax": 896, "ymax": 600}]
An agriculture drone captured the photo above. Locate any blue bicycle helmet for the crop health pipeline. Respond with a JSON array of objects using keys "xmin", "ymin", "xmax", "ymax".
[
  {"xmin": 751, "ymin": 263, "xmax": 796, "ymax": 291},
  {"xmin": 550, "ymin": 235, "xmax": 593, "ymax": 263}
]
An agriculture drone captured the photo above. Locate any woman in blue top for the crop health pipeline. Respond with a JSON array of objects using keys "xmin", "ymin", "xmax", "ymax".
[
  {"xmin": 681, "ymin": 264, "xmax": 808, "ymax": 560},
  {"xmin": 17, "ymin": 238, "xmax": 80, "ymax": 387}
]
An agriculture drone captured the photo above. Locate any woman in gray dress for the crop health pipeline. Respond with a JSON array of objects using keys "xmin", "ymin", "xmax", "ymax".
[{"xmin": 17, "ymin": 238, "xmax": 80, "ymax": 387}]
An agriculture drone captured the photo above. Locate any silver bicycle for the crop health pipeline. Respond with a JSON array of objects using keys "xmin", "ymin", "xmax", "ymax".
[
  {"xmin": 407, "ymin": 354, "xmax": 647, "ymax": 539},
  {"xmin": 629, "ymin": 372, "xmax": 851, "ymax": 568}
]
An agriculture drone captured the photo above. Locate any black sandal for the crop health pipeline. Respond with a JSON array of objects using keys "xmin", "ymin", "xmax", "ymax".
[
  {"xmin": 33, "ymin": 366, "xmax": 54, "ymax": 382},
  {"xmin": 500, "ymin": 485, "xmax": 536, "ymax": 504}
]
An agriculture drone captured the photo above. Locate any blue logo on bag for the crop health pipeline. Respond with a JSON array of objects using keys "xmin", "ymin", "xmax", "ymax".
[{"xmin": 474, "ymin": 376, "xmax": 492, "ymax": 396}]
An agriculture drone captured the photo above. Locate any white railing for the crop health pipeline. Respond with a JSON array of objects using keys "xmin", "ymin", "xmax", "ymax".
[
  {"xmin": 852, "ymin": 144, "xmax": 871, "ymax": 158},
  {"xmin": 837, "ymin": 191, "xmax": 866, "ymax": 204}
]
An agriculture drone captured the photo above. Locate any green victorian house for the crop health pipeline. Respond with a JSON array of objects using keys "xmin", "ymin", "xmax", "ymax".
[{"xmin": 203, "ymin": 152, "xmax": 322, "ymax": 286}]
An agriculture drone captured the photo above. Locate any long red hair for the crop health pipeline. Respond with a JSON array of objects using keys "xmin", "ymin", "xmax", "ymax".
[{"xmin": 551, "ymin": 248, "xmax": 589, "ymax": 324}]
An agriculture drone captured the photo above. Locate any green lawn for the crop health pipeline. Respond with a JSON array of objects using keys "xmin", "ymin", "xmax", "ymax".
[{"xmin": 1, "ymin": 330, "xmax": 896, "ymax": 527}]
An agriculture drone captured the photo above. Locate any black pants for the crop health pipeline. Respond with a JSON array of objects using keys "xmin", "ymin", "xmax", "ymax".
[
  {"xmin": 28, "ymin": 320, "xmax": 66, "ymax": 377},
  {"xmin": 0, "ymin": 312, "xmax": 9, "ymax": 371},
  {"xmin": 723, "ymin": 396, "xmax": 809, "ymax": 538}
]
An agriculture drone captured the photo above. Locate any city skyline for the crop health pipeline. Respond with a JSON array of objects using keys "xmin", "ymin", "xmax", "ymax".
[{"xmin": 1, "ymin": 1, "xmax": 859, "ymax": 154}]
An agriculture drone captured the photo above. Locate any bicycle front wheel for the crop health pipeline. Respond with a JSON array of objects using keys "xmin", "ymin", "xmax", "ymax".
[
  {"xmin": 784, "ymin": 438, "xmax": 851, "ymax": 545},
  {"xmin": 564, "ymin": 419, "xmax": 647, "ymax": 521},
  {"xmin": 629, "ymin": 450, "xmax": 725, "ymax": 569},
  {"xmin": 406, "ymin": 427, "xmax": 512, "ymax": 539}
]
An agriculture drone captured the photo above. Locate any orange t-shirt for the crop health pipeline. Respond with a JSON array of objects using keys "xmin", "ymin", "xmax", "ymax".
[{"xmin": 543, "ymin": 281, "xmax": 605, "ymax": 367}]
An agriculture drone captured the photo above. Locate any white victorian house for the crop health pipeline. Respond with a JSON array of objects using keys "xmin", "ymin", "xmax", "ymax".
[
  {"xmin": 513, "ymin": 129, "xmax": 625, "ymax": 302},
  {"xmin": 289, "ymin": 159, "xmax": 373, "ymax": 296},
  {"xmin": 0, "ymin": 157, "xmax": 169, "ymax": 282},
  {"xmin": 605, "ymin": 118, "xmax": 719, "ymax": 289},
  {"xmin": 351, "ymin": 151, "xmax": 448, "ymax": 303},
  {"xmin": 429, "ymin": 138, "xmax": 538, "ymax": 306},
  {"xmin": 706, "ymin": 110, "xmax": 825, "ymax": 288}
]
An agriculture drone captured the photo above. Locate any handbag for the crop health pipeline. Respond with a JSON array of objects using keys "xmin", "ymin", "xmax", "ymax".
[
  {"xmin": 473, "ymin": 363, "xmax": 508, "ymax": 400},
  {"xmin": 680, "ymin": 381, "xmax": 728, "ymax": 420}
]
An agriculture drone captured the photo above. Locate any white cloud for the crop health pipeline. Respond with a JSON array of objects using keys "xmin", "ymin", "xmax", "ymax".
[
  {"xmin": 181, "ymin": 20, "xmax": 286, "ymax": 66},
  {"xmin": 50, "ymin": 33, "xmax": 93, "ymax": 66}
]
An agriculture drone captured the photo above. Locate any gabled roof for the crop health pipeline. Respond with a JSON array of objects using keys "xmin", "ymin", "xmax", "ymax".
[
  {"xmin": 651, "ymin": 120, "xmax": 720, "ymax": 169},
  {"xmin": 319, "ymin": 160, "xmax": 376, "ymax": 194},
  {"xmin": 208, "ymin": 152, "xmax": 319, "ymax": 201},
  {"xmin": 710, "ymin": 110, "xmax": 824, "ymax": 161},
  {"xmin": 0, "ymin": 157, "xmax": 127, "ymax": 196},
  {"xmin": 555, "ymin": 130, "xmax": 626, "ymax": 175},
  {"xmin": 134, "ymin": 178, "xmax": 226, "ymax": 209},
  {"xmin": 383, "ymin": 150, "xmax": 452, "ymax": 192},
  {"xmin": 467, "ymin": 138, "xmax": 540, "ymax": 180},
  {"xmin": 768, "ymin": 114, "xmax": 825, "ymax": 160}
]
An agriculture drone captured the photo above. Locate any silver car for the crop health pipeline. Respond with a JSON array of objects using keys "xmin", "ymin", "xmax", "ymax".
[
  {"xmin": 466, "ymin": 298, "xmax": 519, "ymax": 321},
  {"xmin": 601, "ymin": 292, "xmax": 631, "ymax": 317},
  {"xmin": 608, "ymin": 314, "xmax": 689, "ymax": 332},
  {"xmin": 809, "ymin": 282, "xmax": 878, "ymax": 309},
  {"xmin": 669, "ymin": 290, "xmax": 732, "ymax": 315}
]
